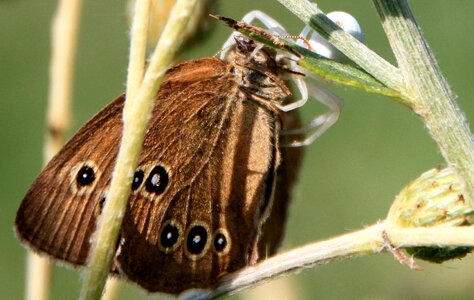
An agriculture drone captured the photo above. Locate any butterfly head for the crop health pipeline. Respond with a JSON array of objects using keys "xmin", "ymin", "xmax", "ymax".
[{"xmin": 225, "ymin": 36, "xmax": 292, "ymax": 108}]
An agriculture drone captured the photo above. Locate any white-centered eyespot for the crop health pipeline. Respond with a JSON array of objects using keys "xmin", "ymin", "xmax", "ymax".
[
  {"xmin": 69, "ymin": 161, "xmax": 101, "ymax": 195},
  {"xmin": 213, "ymin": 228, "xmax": 231, "ymax": 256},
  {"xmin": 184, "ymin": 222, "xmax": 211, "ymax": 260},
  {"xmin": 159, "ymin": 219, "xmax": 182, "ymax": 253}
]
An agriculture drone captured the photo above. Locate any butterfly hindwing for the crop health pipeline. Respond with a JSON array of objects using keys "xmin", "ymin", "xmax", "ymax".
[
  {"xmin": 116, "ymin": 58, "xmax": 281, "ymax": 293},
  {"xmin": 258, "ymin": 109, "xmax": 304, "ymax": 257}
]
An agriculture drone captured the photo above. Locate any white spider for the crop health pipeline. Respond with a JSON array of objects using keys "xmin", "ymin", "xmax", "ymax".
[
  {"xmin": 297, "ymin": 11, "xmax": 365, "ymax": 63},
  {"xmin": 220, "ymin": 10, "xmax": 364, "ymax": 147}
]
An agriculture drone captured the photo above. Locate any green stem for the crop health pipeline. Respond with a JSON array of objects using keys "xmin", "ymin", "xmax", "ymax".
[
  {"xmin": 275, "ymin": 0, "xmax": 404, "ymax": 91},
  {"xmin": 79, "ymin": 0, "xmax": 198, "ymax": 299},
  {"xmin": 373, "ymin": 0, "xmax": 474, "ymax": 207}
]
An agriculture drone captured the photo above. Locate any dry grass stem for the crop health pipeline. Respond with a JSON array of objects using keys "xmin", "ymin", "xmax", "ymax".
[{"xmin": 26, "ymin": 0, "xmax": 83, "ymax": 300}]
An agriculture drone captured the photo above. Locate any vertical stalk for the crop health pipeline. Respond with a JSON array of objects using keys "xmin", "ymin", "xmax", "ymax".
[
  {"xmin": 123, "ymin": 0, "xmax": 151, "ymax": 117},
  {"xmin": 102, "ymin": 277, "xmax": 121, "ymax": 300},
  {"xmin": 103, "ymin": 0, "xmax": 151, "ymax": 298},
  {"xmin": 79, "ymin": 0, "xmax": 199, "ymax": 299},
  {"xmin": 25, "ymin": 255, "xmax": 52, "ymax": 300},
  {"xmin": 373, "ymin": 0, "xmax": 474, "ymax": 206},
  {"xmin": 44, "ymin": 0, "xmax": 82, "ymax": 161},
  {"xmin": 27, "ymin": 0, "xmax": 83, "ymax": 299}
]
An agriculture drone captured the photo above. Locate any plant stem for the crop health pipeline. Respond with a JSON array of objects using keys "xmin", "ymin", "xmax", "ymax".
[
  {"xmin": 372, "ymin": 0, "xmax": 474, "ymax": 207},
  {"xmin": 25, "ymin": 255, "xmax": 52, "ymax": 300},
  {"xmin": 190, "ymin": 223, "xmax": 474, "ymax": 299},
  {"xmin": 102, "ymin": 1, "xmax": 151, "ymax": 297},
  {"xmin": 102, "ymin": 277, "xmax": 122, "ymax": 300},
  {"xmin": 44, "ymin": 0, "xmax": 82, "ymax": 160},
  {"xmin": 79, "ymin": 0, "xmax": 198, "ymax": 299},
  {"xmin": 27, "ymin": 0, "xmax": 83, "ymax": 300},
  {"xmin": 123, "ymin": 0, "xmax": 151, "ymax": 117},
  {"xmin": 275, "ymin": 0, "xmax": 404, "ymax": 91}
]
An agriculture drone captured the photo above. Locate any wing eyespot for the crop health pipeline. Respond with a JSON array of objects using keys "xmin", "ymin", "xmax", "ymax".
[
  {"xmin": 185, "ymin": 222, "xmax": 211, "ymax": 260},
  {"xmin": 131, "ymin": 170, "xmax": 144, "ymax": 191},
  {"xmin": 70, "ymin": 161, "xmax": 100, "ymax": 195},
  {"xmin": 213, "ymin": 228, "xmax": 231, "ymax": 256},
  {"xmin": 158, "ymin": 220, "xmax": 182, "ymax": 253},
  {"xmin": 76, "ymin": 165, "xmax": 95, "ymax": 186},
  {"xmin": 145, "ymin": 165, "xmax": 169, "ymax": 195}
]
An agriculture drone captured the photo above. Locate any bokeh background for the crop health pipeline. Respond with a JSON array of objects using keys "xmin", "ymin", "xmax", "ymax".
[{"xmin": 2, "ymin": 0, "xmax": 474, "ymax": 299}]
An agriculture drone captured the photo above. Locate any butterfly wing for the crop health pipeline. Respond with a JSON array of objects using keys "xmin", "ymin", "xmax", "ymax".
[
  {"xmin": 258, "ymin": 109, "xmax": 304, "ymax": 257},
  {"xmin": 115, "ymin": 58, "xmax": 281, "ymax": 294},
  {"xmin": 15, "ymin": 96, "xmax": 125, "ymax": 265},
  {"xmin": 15, "ymin": 56, "xmax": 283, "ymax": 295},
  {"xmin": 14, "ymin": 57, "xmax": 240, "ymax": 267}
]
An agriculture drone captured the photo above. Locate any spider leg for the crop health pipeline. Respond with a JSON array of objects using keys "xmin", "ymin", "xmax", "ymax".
[{"xmin": 281, "ymin": 82, "xmax": 342, "ymax": 147}]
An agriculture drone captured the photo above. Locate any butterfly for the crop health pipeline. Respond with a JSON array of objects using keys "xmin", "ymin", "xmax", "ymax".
[{"xmin": 15, "ymin": 36, "xmax": 301, "ymax": 295}]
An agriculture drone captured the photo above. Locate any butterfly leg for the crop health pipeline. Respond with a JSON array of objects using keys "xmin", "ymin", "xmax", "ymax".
[{"xmin": 280, "ymin": 82, "xmax": 342, "ymax": 147}]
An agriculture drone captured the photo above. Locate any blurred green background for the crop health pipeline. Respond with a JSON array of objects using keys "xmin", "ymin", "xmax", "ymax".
[{"xmin": 2, "ymin": 0, "xmax": 474, "ymax": 299}]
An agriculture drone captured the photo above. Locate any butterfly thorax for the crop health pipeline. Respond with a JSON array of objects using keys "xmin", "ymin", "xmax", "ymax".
[{"xmin": 225, "ymin": 38, "xmax": 291, "ymax": 109}]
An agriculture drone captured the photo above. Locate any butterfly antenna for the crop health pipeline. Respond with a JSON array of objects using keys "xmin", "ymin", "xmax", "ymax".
[{"xmin": 280, "ymin": 35, "xmax": 313, "ymax": 51}]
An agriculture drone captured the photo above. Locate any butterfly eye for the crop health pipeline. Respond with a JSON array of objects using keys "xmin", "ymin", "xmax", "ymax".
[
  {"xmin": 76, "ymin": 165, "xmax": 95, "ymax": 186},
  {"xmin": 213, "ymin": 229, "xmax": 231, "ymax": 255},
  {"xmin": 158, "ymin": 220, "xmax": 182, "ymax": 253},
  {"xmin": 185, "ymin": 224, "xmax": 210, "ymax": 259},
  {"xmin": 131, "ymin": 170, "xmax": 144, "ymax": 190},
  {"xmin": 145, "ymin": 165, "xmax": 169, "ymax": 195}
]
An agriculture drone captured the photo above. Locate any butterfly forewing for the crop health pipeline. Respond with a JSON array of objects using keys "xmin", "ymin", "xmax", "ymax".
[{"xmin": 15, "ymin": 97, "xmax": 124, "ymax": 265}]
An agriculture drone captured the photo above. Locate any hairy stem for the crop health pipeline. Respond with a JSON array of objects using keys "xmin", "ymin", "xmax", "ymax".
[
  {"xmin": 373, "ymin": 0, "xmax": 474, "ymax": 207},
  {"xmin": 79, "ymin": 0, "xmax": 198, "ymax": 299},
  {"xmin": 192, "ymin": 223, "xmax": 474, "ymax": 299},
  {"xmin": 275, "ymin": 0, "xmax": 404, "ymax": 91},
  {"xmin": 102, "ymin": 1, "xmax": 151, "ymax": 297}
]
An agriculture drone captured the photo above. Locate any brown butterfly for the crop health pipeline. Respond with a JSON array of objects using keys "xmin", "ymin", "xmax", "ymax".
[{"xmin": 15, "ymin": 36, "xmax": 302, "ymax": 295}]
